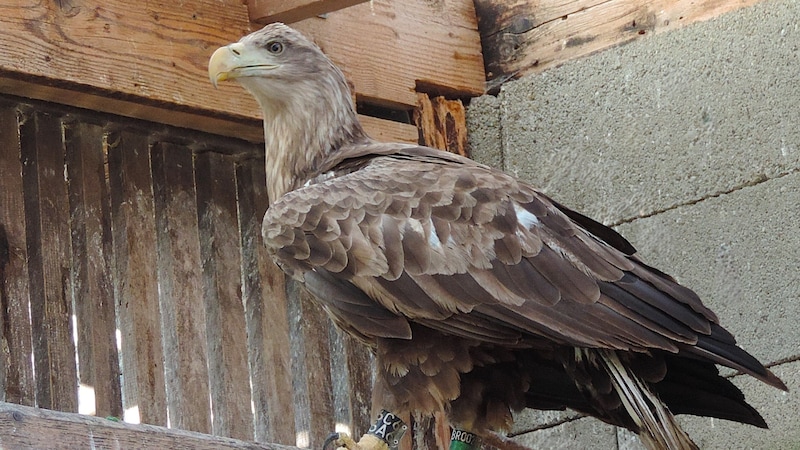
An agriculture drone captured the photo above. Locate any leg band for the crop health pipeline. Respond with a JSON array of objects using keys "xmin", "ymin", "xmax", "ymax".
[
  {"xmin": 367, "ymin": 410, "xmax": 408, "ymax": 449},
  {"xmin": 449, "ymin": 428, "xmax": 481, "ymax": 450}
]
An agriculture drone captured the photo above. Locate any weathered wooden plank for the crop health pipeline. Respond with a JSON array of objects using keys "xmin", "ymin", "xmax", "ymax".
[
  {"xmin": 360, "ymin": 116, "xmax": 419, "ymax": 144},
  {"xmin": 0, "ymin": 0, "xmax": 254, "ymax": 138},
  {"xmin": 474, "ymin": 0, "xmax": 768, "ymax": 85},
  {"xmin": 286, "ymin": 280, "xmax": 335, "ymax": 448},
  {"xmin": 0, "ymin": 104, "xmax": 35, "ymax": 406},
  {"xmin": 247, "ymin": 0, "xmax": 369, "ymax": 24},
  {"xmin": 0, "ymin": 401, "xmax": 301, "ymax": 450},
  {"xmin": 293, "ymin": 0, "xmax": 485, "ymax": 107},
  {"xmin": 414, "ymin": 93, "xmax": 469, "ymax": 157},
  {"xmin": 107, "ymin": 130, "xmax": 167, "ymax": 425},
  {"xmin": 19, "ymin": 110, "xmax": 79, "ymax": 412},
  {"xmin": 151, "ymin": 142, "xmax": 212, "ymax": 434},
  {"xmin": 195, "ymin": 152, "xmax": 254, "ymax": 441},
  {"xmin": 235, "ymin": 159, "xmax": 296, "ymax": 444},
  {"xmin": 0, "ymin": 0, "xmax": 484, "ymax": 142},
  {"xmin": 328, "ymin": 327, "xmax": 374, "ymax": 440},
  {"xmin": 63, "ymin": 120, "xmax": 123, "ymax": 419},
  {"xmin": 343, "ymin": 333, "xmax": 373, "ymax": 438}
]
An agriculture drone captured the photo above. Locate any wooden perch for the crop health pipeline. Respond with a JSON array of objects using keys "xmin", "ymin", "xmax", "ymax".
[
  {"xmin": 247, "ymin": 0, "xmax": 369, "ymax": 24},
  {"xmin": 0, "ymin": 402, "xmax": 300, "ymax": 450}
]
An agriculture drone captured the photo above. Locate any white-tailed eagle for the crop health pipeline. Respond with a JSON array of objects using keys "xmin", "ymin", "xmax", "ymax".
[{"xmin": 208, "ymin": 23, "xmax": 786, "ymax": 450}]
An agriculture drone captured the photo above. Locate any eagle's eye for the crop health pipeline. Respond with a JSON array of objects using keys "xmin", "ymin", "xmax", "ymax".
[{"xmin": 266, "ymin": 41, "xmax": 283, "ymax": 54}]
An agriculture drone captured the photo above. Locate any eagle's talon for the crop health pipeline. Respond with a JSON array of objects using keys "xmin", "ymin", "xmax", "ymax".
[
  {"xmin": 322, "ymin": 432, "xmax": 390, "ymax": 450},
  {"xmin": 322, "ymin": 432, "xmax": 342, "ymax": 450},
  {"xmin": 322, "ymin": 431, "xmax": 366, "ymax": 450}
]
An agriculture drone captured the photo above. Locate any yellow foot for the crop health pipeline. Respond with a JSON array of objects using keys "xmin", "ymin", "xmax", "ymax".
[{"xmin": 323, "ymin": 433, "xmax": 389, "ymax": 450}]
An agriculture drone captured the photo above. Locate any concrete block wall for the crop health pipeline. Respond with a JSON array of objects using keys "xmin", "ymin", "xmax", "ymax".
[{"xmin": 466, "ymin": 0, "xmax": 799, "ymax": 448}]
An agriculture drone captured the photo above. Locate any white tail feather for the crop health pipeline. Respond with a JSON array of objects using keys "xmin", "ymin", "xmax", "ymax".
[{"xmin": 579, "ymin": 349, "xmax": 699, "ymax": 450}]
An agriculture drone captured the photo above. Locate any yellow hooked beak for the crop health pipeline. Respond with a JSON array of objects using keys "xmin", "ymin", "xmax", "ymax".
[{"xmin": 208, "ymin": 42, "xmax": 278, "ymax": 88}]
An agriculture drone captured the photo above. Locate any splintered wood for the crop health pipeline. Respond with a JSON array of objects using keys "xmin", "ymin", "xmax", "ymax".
[{"xmin": 414, "ymin": 93, "xmax": 469, "ymax": 157}]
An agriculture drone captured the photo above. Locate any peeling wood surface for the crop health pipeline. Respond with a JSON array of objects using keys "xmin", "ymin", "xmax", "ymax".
[
  {"xmin": 0, "ymin": 401, "xmax": 300, "ymax": 450},
  {"xmin": 0, "ymin": 0, "xmax": 483, "ymax": 143},
  {"xmin": 247, "ymin": 0, "xmax": 369, "ymax": 24},
  {"xmin": 474, "ymin": 0, "xmax": 769, "ymax": 86}
]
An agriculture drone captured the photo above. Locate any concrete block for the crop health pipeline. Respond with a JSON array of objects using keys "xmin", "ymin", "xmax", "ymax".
[
  {"xmin": 616, "ymin": 171, "xmax": 800, "ymax": 366},
  {"xmin": 511, "ymin": 416, "xmax": 618, "ymax": 450},
  {"xmin": 483, "ymin": 0, "xmax": 800, "ymax": 224},
  {"xmin": 466, "ymin": 94, "xmax": 504, "ymax": 170}
]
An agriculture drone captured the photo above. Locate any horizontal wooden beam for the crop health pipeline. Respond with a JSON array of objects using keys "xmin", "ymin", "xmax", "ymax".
[
  {"xmin": 474, "ymin": 0, "xmax": 768, "ymax": 88},
  {"xmin": 247, "ymin": 0, "xmax": 369, "ymax": 24},
  {"xmin": 0, "ymin": 0, "xmax": 483, "ymax": 144},
  {"xmin": 0, "ymin": 74, "xmax": 418, "ymax": 144},
  {"xmin": 0, "ymin": 402, "xmax": 299, "ymax": 449}
]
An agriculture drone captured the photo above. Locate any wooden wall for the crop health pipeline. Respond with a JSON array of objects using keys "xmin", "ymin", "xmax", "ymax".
[{"xmin": 0, "ymin": 95, "xmax": 374, "ymax": 448}]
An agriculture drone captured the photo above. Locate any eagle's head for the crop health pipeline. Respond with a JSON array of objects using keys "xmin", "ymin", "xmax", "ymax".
[
  {"xmin": 210, "ymin": 23, "xmax": 349, "ymax": 109},
  {"xmin": 208, "ymin": 23, "xmax": 367, "ymax": 200}
]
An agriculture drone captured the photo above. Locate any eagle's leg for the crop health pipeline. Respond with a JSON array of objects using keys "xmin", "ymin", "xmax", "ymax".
[{"xmin": 324, "ymin": 410, "xmax": 408, "ymax": 450}]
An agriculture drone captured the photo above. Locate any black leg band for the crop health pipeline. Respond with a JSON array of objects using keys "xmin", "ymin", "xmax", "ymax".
[{"xmin": 367, "ymin": 410, "xmax": 408, "ymax": 449}]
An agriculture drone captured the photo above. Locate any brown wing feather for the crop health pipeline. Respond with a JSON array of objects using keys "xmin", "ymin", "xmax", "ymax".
[{"xmin": 263, "ymin": 143, "xmax": 783, "ymax": 389}]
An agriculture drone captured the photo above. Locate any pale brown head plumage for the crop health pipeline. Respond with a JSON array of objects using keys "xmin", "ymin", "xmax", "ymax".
[
  {"xmin": 209, "ymin": 23, "xmax": 368, "ymax": 201},
  {"xmin": 210, "ymin": 24, "xmax": 786, "ymax": 449}
]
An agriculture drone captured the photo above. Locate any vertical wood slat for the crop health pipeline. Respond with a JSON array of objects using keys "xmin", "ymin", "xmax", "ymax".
[
  {"xmin": 343, "ymin": 333, "xmax": 373, "ymax": 439},
  {"xmin": 328, "ymin": 327, "xmax": 374, "ymax": 439},
  {"xmin": 287, "ymin": 280, "xmax": 335, "ymax": 449},
  {"xmin": 236, "ymin": 160, "xmax": 296, "ymax": 445},
  {"xmin": 20, "ymin": 111, "xmax": 79, "ymax": 412},
  {"xmin": 0, "ymin": 105, "xmax": 35, "ymax": 406},
  {"xmin": 195, "ymin": 152, "xmax": 253, "ymax": 441},
  {"xmin": 151, "ymin": 142, "xmax": 211, "ymax": 434},
  {"xmin": 64, "ymin": 120, "xmax": 123, "ymax": 419},
  {"xmin": 107, "ymin": 130, "xmax": 167, "ymax": 426}
]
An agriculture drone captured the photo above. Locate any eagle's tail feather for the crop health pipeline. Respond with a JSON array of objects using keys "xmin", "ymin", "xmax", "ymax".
[{"xmin": 580, "ymin": 348, "xmax": 699, "ymax": 450}]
